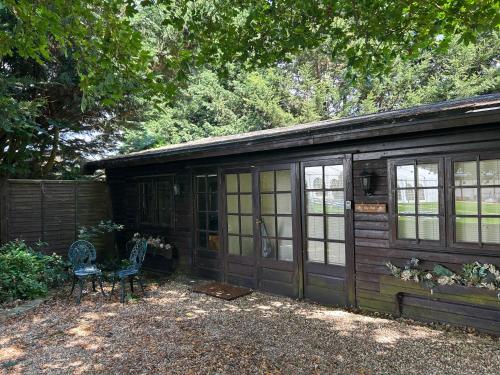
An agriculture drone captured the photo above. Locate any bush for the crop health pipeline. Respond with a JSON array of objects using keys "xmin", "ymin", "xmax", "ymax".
[{"xmin": 0, "ymin": 240, "xmax": 69, "ymax": 303}]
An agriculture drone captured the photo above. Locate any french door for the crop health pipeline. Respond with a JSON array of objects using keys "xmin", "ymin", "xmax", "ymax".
[
  {"xmin": 222, "ymin": 164, "xmax": 299, "ymax": 297},
  {"xmin": 301, "ymin": 157, "xmax": 354, "ymax": 306}
]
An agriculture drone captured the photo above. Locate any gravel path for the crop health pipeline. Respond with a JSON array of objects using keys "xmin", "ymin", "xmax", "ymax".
[{"xmin": 1, "ymin": 279, "xmax": 499, "ymax": 374}]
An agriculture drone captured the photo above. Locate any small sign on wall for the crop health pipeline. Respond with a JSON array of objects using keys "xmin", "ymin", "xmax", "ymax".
[{"xmin": 355, "ymin": 203, "xmax": 387, "ymax": 213}]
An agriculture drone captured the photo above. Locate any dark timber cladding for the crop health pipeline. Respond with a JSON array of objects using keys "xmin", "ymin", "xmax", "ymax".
[{"xmin": 86, "ymin": 94, "xmax": 500, "ymax": 335}]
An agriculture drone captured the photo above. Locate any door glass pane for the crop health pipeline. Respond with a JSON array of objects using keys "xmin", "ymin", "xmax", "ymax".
[
  {"xmin": 396, "ymin": 165, "xmax": 415, "ymax": 188},
  {"xmin": 305, "ymin": 166, "xmax": 323, "ymax": 189},
  {"xmin": 278, "ymin": 240, "xmax": 293, "ymax": 261},
  {"xmin": 198, "ymin": 231, "xmax": 207, "ymax": 248},
  {"xmin": 240, "ymin": 216, "xmax": 253, "ymax": 235},
  {"xmin": 454, "ymin": 161, "xmax": 477, "ymax": 186},
  {"xmin": 456, "ymin": 217, "xmax": 479, "ymax": 243},
  {"xmin": 240, "ymin": 195, "xmax": 253, "ymax": 214},
  {"xmin": 277, "ymin": 216, "xmax": 292, "ymax": 238},
  {"xmin": 307, "ymin": 241, "xmax": 324, "ymax": 263},
  {"xmin": 241, "ymin": 237, "xmax": 254, "ymax": 257},
  {"xmin": 481, "ymin": 187, "xmax": 500, "ymax": 215},
  {"xmin": 481, "ymin": 217, "xmax": 500, "ymax": 244},
  {"xmin": 227, "ymin": 215, "xmax": 239, "ymax": 234},
  {"xmin": 325, "ymin": 191, "xmax": 344, "ymax": 214},
  {"xmin": 327, "ymin": 242, "xmax": 345, "ymax": 266},
  {"xmin": 306, "ymin": 192, "xmax": 323, "ymax": 214},
  {"xmin": 228, "ymin": 235, "xmax": 240, "ymax": 255},
  {"xmin": 418, "ymin": 216, "xmax": 439, "ymax": 241},
  {"xmin": 260, "ymin": 171, "xmax": 275, "ymax": 192},
  {"xmin": 226, "ymin": 174, "xmax": 238, "ymax": 193},
  {"xmin": 226, "ymin": 195, "xmax": 239, "ymax": 213},
  {"xmin": 398, "ymin": 216, "xmax": 416, "ymax": 239},
  {"xmin": 208, "ymin": 233, "xmax": 219, "ymax": 251},
  {"xmin": 208, "ymin": 213, "xmax": 218, "ymax": 231},
  {"xmin": 307, "ymin": 216, "xmax": 324, "ymax": 239},
  {"xmin": 417, "ymin": 164, "xmax": 439, "ymax": 187},
  {"xmin": 209, "ymin": 192, "xmax": 218, "ymax": 211},
  {"xmin": 207, "ymin": 175, "xmax": 218, "ymax": 193},
  {"xmin": 417, "ymin": 189, "xmax": 438, "ymax": 214},
  {"xmin": 276, "ymin": 193, "xmax": 291, "ymax": 214},
  {"xmin": 455, "ymin": 188, "xmax": 478, "ymax": 215},
  {"xmin": 327, "ymin": 216, "xmax": 344, "ymax": 241},
  {"xmin": 261, "ymin": 194, "xmax": 275, "ymax": 214},
  {"xmin": 262, "ymin": 215, "xmax": 276, "ymax": 237},
  {"xmin": 397, "ymin": 189, "xmax": 415, "ymax": 214},
  {"xmin": 239, "ymin": 173, "xmax": 252, "ymax": 193},
  {"xmin": 276, "ymin": 170, "xmax": 291, "ymax": 191},
  {"xmin": 198, "ymin": 212, "xmax": 207, "ymax": 230},
  {"xmin": 325, "ymin": 165, "xmax": 343, "ymax": 189},
  {"xmin": 261, "ymin": 237, "xmax": 275, "ymax": 258},
  {"xmin": 196, "ymin": 176, "xmax": 206, "ymax": 192},
  {"xmin": 197, "ymin": 193, "xmax": 207, "ymax": 211},
  {"xmin": 480, "ymin": 159, "xmax": 500, "ymax": 185}
]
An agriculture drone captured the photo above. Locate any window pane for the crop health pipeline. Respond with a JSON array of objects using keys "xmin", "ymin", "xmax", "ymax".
[
  {"xmin": 261, "ymin": 194, "xmax": 275, "ymax": 214},
  {"xmin": 239, "ymin": 173, "xmax": 252, "ymax": 193},
  {"xmin": 481, "ymin": 187, "xmax": 500, "ymax": 215},
  {"xmin": 277, "ymin": 217, "xmax": 292, "ymax": 238},
  {"xmin": 455, "ymin": 188, "xmax": 478, "ymax": 215},
  {"xmin": 454, "ymin": 161, "xmax": 477, "ymax": 186},
  {"xmin": 482, "ymin": 217, "xmax": 500, "ymax": 244},
  {"xmin": 228, "ymin": 235, "xmax": 240, "ymax": 255},
  {"xmin": 276, "ymin": 193, "xmax": 292, "ymax": 214},
  {"xmin": 305, "ymin": 166, "xmax": 323, "ymax": 189},
  {"xmin": 198, "ymin": 212, "xmax": 207, "ymax": 230},
  {"xmin": 240, "ymin": 216, "xmax": 253, "ymax": 235},
  {"xmin": 456, "ymin": 217, "xmax": 479, "ymax": 243},
  {"xmin": 417, "ymin": 188, "xmax": 439, "ymax": 214},
  {"xmin": 260, "ymin": 171, "xmax": 274, "ymax": 192},
  {"xmin": 226, "ymin": 195, "xmax": 239, "ymax": 213},
  {"xmin": 209, "ymin": 192, "xmax": 218, "ymax": 211},
  {"xmin": 226, "ymin": 174, "xmax": 238, "ymax": 193},
  {"xmin": 307, "ymin": 216, "xmax": 324, "ymax": 239},
  {"xmin": 325, "ymin": 191, "xmax": 344, "ymax": 214},
  {"xmin": 480, "ymin": 159, "xmax": 500, "ymax": 186},
  {"xmin": 207, "ymin": 175, "xmax": 218, "ymax": 193},
  {"xmin": 241, "ymin": 237, "xmax": 254, "ymax": 257},
  {"xmin": 307, "ymin": 241, "xmax": 324, "ymax": 263},
  {"xmin": 327, "ymin": 242, "xmax": 345, "ymax": 266},
  {"xmin": 276, "ymin": 170, "xmax": 291, "ymax": 191},
  {"xmin": 198, "ymin": 231, "xmax": 207, "ymax": 248},
  {"xmin": 398, "ymin": 216, "xmax": 416, "ymax": 239},
  {"xmin": 327, "ymin": 216, "xmax": 344, "ymax": 241},
  {"xmin": 325, "ymin": 165, "xmax": 343, "ymax": 189},
  {"xmin": 397, "ymin": 189, "xmax": 415, "ymax": 214},
  {"xmin": 261, "ymin": 237, "xmax": 275, "ymax": 258},
  {"xmin": 397, "ymin": 165, "xmax": 415, "ymax": 188},
  {"xmin": 227, "ymin": 215, "xmax": 239, "ymax": 234},
  {"xmin": 196, "ymin": 176, "xmax": 206, "ymax": 192},
  {"xmin": 197, "ymin": 193, "xmax": 207, "ymax": 211},
  {"xmin": 208, "ymin": 213, "xmax": 218, "ymax": 231},
  {"xmin": 306, "ymin": 192, "xmax": 323, "ymax": 214},
  {"xmin": 278, "ymin": 240, "xmax": 293, "ymax": 261},
  {"xmin": 262, "ymin": 215, "xmax": 276, "ymax": 237},
  {"xmin": 417, "ymin": 164, "xmax": 439, "ymax": 187},
  {"xmin": 208, "ymin": 233, "xmax": 219, "ymax": 251},
  {"xmin": 240, "ymin": 194, "xmax": 253, "ymax": 214},
  {"xmin": 418, "ymin": 216, "xmax": 439, "ymax": 241}
]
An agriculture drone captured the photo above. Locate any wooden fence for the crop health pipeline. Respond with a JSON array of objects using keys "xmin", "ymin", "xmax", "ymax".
[{"xmin": 0, "ymin": 179, "xmax": 112, "ymax": 256}]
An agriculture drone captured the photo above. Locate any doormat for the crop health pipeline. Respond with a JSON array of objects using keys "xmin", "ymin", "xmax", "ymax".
[{"xmin": 191, "ymin": 282, "xmax": 252, "ymax": 301}]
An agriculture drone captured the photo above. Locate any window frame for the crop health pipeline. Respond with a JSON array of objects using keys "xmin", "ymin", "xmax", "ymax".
[
  {"xmin": 446, "ymin": 153, "xmax": 500, "ymax": 251},
  {"xmin": 388, "ymin": 157, "xmax": 446, "ymax": 248},
  {"xmin": 194, "ymin": 172, "xmax": 220, "ymax": 252},
  {"xmin": 138, "ymin": 176, "xmax": 175, "ymax": 228}
]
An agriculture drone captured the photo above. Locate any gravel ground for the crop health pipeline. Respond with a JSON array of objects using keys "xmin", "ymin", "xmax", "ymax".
[{"xmin": 1, "ymin": 278, "xmax": 499, "ymax": 375}]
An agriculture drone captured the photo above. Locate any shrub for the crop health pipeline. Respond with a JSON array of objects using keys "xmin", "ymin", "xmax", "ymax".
[{"xmin": 0, "ymin": 240, "xmax": 69, "ymax": 303}]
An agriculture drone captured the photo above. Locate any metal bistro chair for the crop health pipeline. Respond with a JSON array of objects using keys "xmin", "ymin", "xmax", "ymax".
[
  {"xmin": 68, "ymin": 240, "xmax": 106, "ymax": 303},
  {"xmin": 110, "ymin": 239, "xmax": 148, "ymax": 303}
]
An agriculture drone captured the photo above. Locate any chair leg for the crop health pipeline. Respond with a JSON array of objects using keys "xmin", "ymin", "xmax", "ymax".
[
  {"xmin": 129, "ymin": 277, "xmax": 134, "ymax": 294},
  {"xmin": 77, "ymin": 277, "xmax": 85, "ymax": 304},
  {"xmin": 110, "ymin": 277, "xmax": 116, "ymax": 300},
  {"xmin": 69, "ymin": 275, "xmax": 76, "ymax": 297},
  {"xmin": 137, "ymin": 275, "xmax": 145, "ymax": 294},
  {"xmin": 98, "ymin": 275, "xmax": 106, "ymax": 297},
  {"xmin": 120, "ymin": 278, "xmax": 126, "ymax": 304},
  {"xmin": 92, "ymin": 276, "xmax": 96, "ymax": 292}
]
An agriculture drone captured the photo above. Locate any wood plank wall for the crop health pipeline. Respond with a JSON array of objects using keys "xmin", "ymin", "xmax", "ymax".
[
  {"xmin": 353, "ymin": 160, "xmax": 500, "ymax": 335},
  {"xmin": 0, "ymin": 180, "xmax": 112, "ymax": 256}
]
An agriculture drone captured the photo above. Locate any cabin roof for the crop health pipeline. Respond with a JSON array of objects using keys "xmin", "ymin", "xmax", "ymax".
[{"xmin": 84, "ymin": 93, "xmax": 500, "ymax": 172}]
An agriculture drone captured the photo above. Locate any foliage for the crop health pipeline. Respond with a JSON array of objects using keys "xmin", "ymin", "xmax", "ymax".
[
  {"xmin": 0, "ymin": 240, "xmax": 69, "ymax": 303},
  {"xmin": 78, "ymin": 220, "xmax": 124, "ymax": 242},
  {"xmin": 132, "ymin": 232, "xmax": 171, "ymax": 250},
  {"xmin": 386, "ymin": 258, "xmax": 500, "ymax": 291}
]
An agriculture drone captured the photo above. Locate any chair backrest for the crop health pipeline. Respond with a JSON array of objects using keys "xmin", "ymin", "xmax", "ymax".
[
  {"xmin": 129, "ymin": 239, "xmax": 148, "ymax": 270},
  {"xmin": 68, "ymin": 240, "xmax": 96, "ymax": 269}
]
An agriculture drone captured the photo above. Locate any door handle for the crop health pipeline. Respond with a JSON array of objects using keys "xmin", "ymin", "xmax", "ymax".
[{"xmin": 256, "ymin": 218, "xmax": 262, "ymax": 224}]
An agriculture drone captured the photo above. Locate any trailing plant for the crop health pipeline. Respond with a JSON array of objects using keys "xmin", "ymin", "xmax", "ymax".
[
  {"xmin": 132, "ymin": 232, "xmax": 171, "ymax": 250},
  {"xmin": 386, "ymin": 258, "xmax": 500, "ymax": 291},
  {"xmin": 0, "ymin": 240, "xmax": 69, "ymax": 303},
  {"xmin": 78, "ymin": 220, "xmax": 124, "ymax": 242}
]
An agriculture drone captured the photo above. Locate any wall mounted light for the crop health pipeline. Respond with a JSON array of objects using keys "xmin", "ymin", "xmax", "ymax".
[
  {"xmin": 173, "ymin": 183, "xmax": 183, "ymax": 197},
  {"xmin": 359, "ymin": 169, "xmax": 375, "ymax": 196}
]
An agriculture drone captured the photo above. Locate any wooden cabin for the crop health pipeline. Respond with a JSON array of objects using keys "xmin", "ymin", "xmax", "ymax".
[{"xmin": 85, "ymin": 94, "xmax": 500, "ymax": 335}]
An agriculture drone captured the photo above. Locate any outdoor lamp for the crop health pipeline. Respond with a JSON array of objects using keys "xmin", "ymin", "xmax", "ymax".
[
  {"xmin": 360, "ymin": 169, "xmax": 374, "ymax": 196},
  {"xmin": 173, "ymin": 183, "xmax": 183, "ymax": 196}
]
